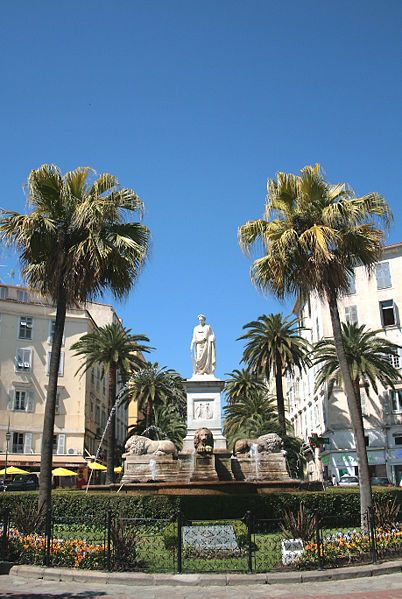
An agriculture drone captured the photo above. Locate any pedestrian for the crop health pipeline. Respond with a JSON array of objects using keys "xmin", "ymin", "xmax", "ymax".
[{"xmin": 331, "ymin": 473, "xmax": 337, "ymax": 486}]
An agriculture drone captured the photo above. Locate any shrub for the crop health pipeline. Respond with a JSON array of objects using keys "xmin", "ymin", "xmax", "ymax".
[
  {"xmin": 373, "ymin": 498, "xmax": 400, "ymax": 531},
  {"xmin": 280, "ymin": 503, "xmax": 317, "ymax": 542},
  {"xmin": 1, "ymin": 488, "xmax": 401, "ymax": 527}
]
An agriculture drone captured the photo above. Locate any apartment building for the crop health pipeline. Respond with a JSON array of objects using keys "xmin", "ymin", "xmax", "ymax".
[
  {"xmin": 0, "ymin": 284, "xmax": 128, "ymax": 475},
  {"xmin": 287, "ymin": 242, "xmax": 402, "ymax": 484}
]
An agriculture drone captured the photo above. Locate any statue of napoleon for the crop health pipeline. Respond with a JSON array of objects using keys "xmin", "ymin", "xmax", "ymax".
[{"xmin": 190, "ymin": 314, "xmax": 216, "ymax": 376}]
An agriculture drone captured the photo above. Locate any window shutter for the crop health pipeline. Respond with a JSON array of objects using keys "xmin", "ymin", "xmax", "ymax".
[
  {"xmin": 360, "ymin": 388, "xmax": 368, "ymax": 416},
  {"xmin": 7, "ymin": 389, "xmax": 14, "ymax": 410},
  {"xmin": 26, "ymin": 391, "xmax": 34, "ymax": 413},
  {"xmin": 59, "ymin": 352, "xmax": 65, "ymax": 376},
  {"xmin": 23, "ymin": 432, "xmax": 32, "ymax": 454},
  {"xmin": 345, "ymin": 305, "xmax": 358, "ymax": 325},
  {"xmin": 376, "ymin": 262, "xmax": 392, "ymax": 289},
  {"xmin": 57, "ymin": 434, "xmax": 66, "ymax": 455}
]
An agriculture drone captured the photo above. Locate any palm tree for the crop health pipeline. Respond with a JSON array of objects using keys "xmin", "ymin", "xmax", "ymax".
[
  {"xmin": 239, "ymin": 163, "xmax": 391, "ymax": 522},
  {"xmin": 238, "ymin": 313, "xmax": 310, "ymax": 436},
  {"xmin": 224, "ymin": 368, "xmax": 267, "ymax": 405},
  {"xmin": 71, "ymin": 323, "xmax": 151, "ymax": 483},
  {"xmin": 129, "ymin": 403, "xmax": 187, "ymax": 449},
  {"xmin": 127, "ymin": 362, "xmax": 186, "ymax": 429},
  {"xmin": 0, "ymin": 164, "xmax": 149, "ymax": 517},
  {"xmin": 223, "ymin": 390, "xmax": 281, "ymax": 444},
  {"xmin": 314, "ymin": 322, "xmax": 401, "ymax": 417}
]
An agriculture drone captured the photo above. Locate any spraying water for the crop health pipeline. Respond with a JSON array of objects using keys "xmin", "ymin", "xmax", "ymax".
[
  {"xmin": 149, "ymin": 458, "xmax": 157, "ymax": 481},
  {"xmin": 85, "ymin": 383, "xmax": 128, "ymax": 493},
  {"xmin": 250, "ymin": 443, "xmax": 260, "ymax": 481}
]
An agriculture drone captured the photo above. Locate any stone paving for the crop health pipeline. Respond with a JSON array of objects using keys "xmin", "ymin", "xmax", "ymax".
[{"xmin": 1, "ymin": 573, "xmax": 402, "ymax": 599}]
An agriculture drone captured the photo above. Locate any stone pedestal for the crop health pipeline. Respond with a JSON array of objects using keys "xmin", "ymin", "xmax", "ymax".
[
  {"xmin": 231, "ymin": 452, "xmax": 291, "ymax": 482},
  {"xmin": 190, "ymin": 454, "xmax": 219, "ymax": 482},
  {"xmin": 182, "ymin": 376, "xmax": 227, "ymax": 452},
  {"xmin": 122, "ymin": 454, "xmax": 179, "ymax": 483}
]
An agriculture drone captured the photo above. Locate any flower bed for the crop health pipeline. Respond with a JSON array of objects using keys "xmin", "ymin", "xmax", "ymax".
[
  {"xmin": 298, "ymin": 527, "xmax": 402, "ymax": 568},
  {"xmin": 7, "ymin": 528, "xmax": 106, "ymax": 569}
]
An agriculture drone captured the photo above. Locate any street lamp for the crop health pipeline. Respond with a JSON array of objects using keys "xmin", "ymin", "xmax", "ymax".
[{"xmin": 3, "ymin": 419, "xmax": 11, "ymax": 489}]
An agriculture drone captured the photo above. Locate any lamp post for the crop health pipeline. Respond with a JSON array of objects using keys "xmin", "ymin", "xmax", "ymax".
[{"xmin": 3, "ymin": 420, "xmax": 11, "ymax": 489}]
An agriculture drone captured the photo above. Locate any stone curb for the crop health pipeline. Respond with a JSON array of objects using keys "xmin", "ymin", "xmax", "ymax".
[{"xmin": 8, "ymin": 560, "xmax": 402, "ymax": 586}]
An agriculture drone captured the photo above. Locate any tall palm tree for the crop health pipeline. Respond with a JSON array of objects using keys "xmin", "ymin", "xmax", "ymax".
[
  {"xmin": 314, "ymin": 323, "xmax": 401, "ymax": 417},
  {"xmin": 224, "ymin": 368, "xmax": 267, "ymax": 405},
  {"xmin": 239, "ymin": 163, "xmax": 391, "ymax": 522},
  {"xmin": 127, "ymin": 362, "xmax": 186, "ymax": 429},
  {"xmin": 238, "ymin": 313, "xmax": 310, "ymax": 436},
  {"xmin": 0, "ymin": 164, "xmax": 149, "ymax": 517},
  {"xmin": 71, "ymin": 323, "xmax": 151, "ymax": 483}
]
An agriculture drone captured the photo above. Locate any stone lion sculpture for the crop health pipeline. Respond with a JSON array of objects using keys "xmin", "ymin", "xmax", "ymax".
[
  {"xmin": 194, "ymin": 427, "xmax": 214, "ymax": 455},
  {"xmin": 124, "ymin": 435, "xmax": 177, "ymax": 457},
  {"xmin": 233, "ymin": 433, "xmax": 284, "ymax": 456}
]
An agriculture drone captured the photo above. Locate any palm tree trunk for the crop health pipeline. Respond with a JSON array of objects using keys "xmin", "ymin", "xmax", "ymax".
[
  {"xmin": 38, "ymin": 291, "xmax": 67, "ymax": 520},
  {"xmin": 145, "ymin": 396, "xmax": 153, "ymax": 429},
  {"xmin": 274, "ymin": 353, "xmax": 287, "ymax": 437},
  {"xmin": 106, "ymin": 365, "xmax": 117, "ymax": 485},
  {"xmin": 327, "ymin": 288, "xmax": 372, "ymax": 527}
]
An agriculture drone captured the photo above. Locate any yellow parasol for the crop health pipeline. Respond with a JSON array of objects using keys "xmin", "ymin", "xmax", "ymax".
[
  {"xmin": 0, "ymin": 466, "xmax": 30, "ymax": 475},
  {"xmin": 87, "ymin": 462, "xmax": 107, "ymax": 470},
  {"xmin": 52, "ymin": 467, "xmax": 77, "ymax": 477},
  {"xmin": 114, "ymin": 466, "xmax": 123, "ymax": 473}
]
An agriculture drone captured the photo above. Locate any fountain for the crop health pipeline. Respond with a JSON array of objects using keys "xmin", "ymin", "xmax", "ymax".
[{"xmin": 93, "ymin": 314, "xmax": 299, "ymax": 495}]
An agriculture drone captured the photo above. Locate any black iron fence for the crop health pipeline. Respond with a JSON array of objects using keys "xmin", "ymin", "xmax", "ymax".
[{"xmin": 1, "ymin": 508, "xmax": 401, "ymax": 573}]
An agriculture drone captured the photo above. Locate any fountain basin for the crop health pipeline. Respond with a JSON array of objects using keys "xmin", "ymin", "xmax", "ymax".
[{"xmin": 89, "ymin": 479, "xmax": 301, "ymax": 495}]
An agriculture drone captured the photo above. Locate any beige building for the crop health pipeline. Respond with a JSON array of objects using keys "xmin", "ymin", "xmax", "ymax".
[
  {"xmin": 0, "ymin": 284, "xmax": 128, "ymax": 476},
  {"xmin": 287, "ymin": 243, "xmax": 402, "ymax": 484}
]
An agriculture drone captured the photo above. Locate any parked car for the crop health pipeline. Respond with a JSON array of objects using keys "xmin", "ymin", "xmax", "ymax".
[
  {"xmin": 6, "ymin": 474, "xmax": 38, "ymax": 491},
  {"xmin": 371, "ymin": 476, "xmax": 393, "ymax": 487},
  {"xmin": 338, "ymin": 475, "xmax": 359, "ymax": 487}
]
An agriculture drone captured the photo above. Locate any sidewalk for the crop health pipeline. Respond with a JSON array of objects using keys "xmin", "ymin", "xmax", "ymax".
[
  {"xmin": 8, "ymin": 559, "xmax": 402, "ymax": 586},
  {"xmin": 1, "ymin": 571, "xmax": 402, "ymax": 598}
]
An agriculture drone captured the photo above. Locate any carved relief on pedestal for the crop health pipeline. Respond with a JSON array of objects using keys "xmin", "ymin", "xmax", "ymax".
[{"xmin": 193, "ymin": 400, "xmax": 214, "ymax": 420}]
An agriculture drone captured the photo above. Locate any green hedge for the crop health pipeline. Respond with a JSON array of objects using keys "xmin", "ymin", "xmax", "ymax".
[{"xmin": 1, "ymin": 488, "xmax": 401, "ymax": 526}]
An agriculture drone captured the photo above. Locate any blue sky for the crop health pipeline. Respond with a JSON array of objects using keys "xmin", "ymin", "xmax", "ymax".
[{"xmin": 1, "ymin": 1, "xmax": 401, "ymax": 379}]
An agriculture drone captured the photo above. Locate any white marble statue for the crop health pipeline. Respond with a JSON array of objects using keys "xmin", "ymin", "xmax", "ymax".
[{"xmin": 190, "ymin": 314, "xmax": 216, "ymax": 376}]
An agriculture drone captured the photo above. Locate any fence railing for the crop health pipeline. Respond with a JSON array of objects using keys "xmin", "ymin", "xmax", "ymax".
[{"xmin": 1, "ymin": 508, "xmax": 401, "ymax": 573}]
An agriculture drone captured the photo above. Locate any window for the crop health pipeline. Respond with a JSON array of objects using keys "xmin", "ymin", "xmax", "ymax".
[
  {"xmin": 15, "ymin": 348, "xmax": 32, "ymax": 372},
  {"xmin": 380, "ymin": 300, "xmax": 397, "ymax": 327},
  {"xmin": 48, "ymin": 320, "xmax": 64, "ymax": 345},
  {"xmin": 95, "ymin": 405, "xmax": 100, "ymax": 425},
  {"xmin": 11, "ymin": 390, "xmax": 34, "ymax": 412},
  {"xmin": 346, "ymin": 271, "xmax": 356, "ymax": 295},
  {"xmin": 11, "ymin": 432, "xmax": 32, "ymax": 453},
  {"xmin": 390, "ymin": 389, "xmax": 402, "ymax": 413},
  {"xmin": 55, "ymin": 392, "xmax": 61, "ymax": 415},
  {"xmin": 52, "ymin": 434, "xmax": 65, "ymax": 455},
  {"xmin": 365, "ymin": 435, "xmax": 369, "ymax": 447},
  {"xmin": 376, "ymin": 262, "xmax": 392, "ymax": 289},
  {"xmin": 386, "ymin": 350, "xmax": 401, "ymax": 369},
  {"xmin": 345, "ymin": 305, "xmax": 358, "ymax": 325},
  {"xmin": 91, "ymin": 368, "xmax": 95, "ymax": 384},
  {"xmin": 17, "ymin": 290, "xmax": 29, "ymax": 302},
  {"xmin": 394, "ymin": 436, "xmax": 402, "ymax": 446},
  {"xmin": 12, "ymin": 432, "xmax": 24, "ymax": 453},
  {"xmin": 18, "ymin": 316, "xmax": 32, "ymax": 339},
  {"xmin": 46, "ymin": 351, "xmax": 64, "ymax": 376},
  {"xmin": 102, "ymin": 374, "xmax": 106, "ymax": 395},
  {"xmin": 0, "ymin": 286, "xmax": 7, "ymax": 299}
]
